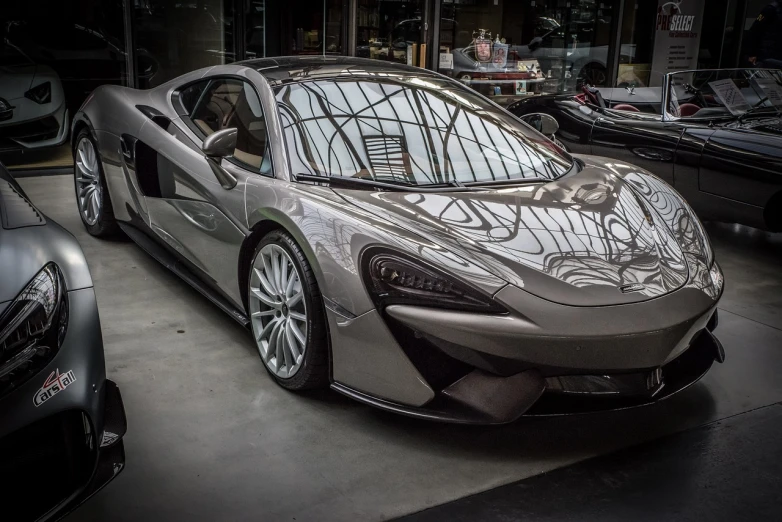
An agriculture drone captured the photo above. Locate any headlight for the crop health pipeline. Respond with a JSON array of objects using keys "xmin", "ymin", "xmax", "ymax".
[
  {"xmin": 709, "ymin": 262, "xmax": 724, "ymax": 295},
  {"xmin": 0, "ymin": 264, "xmax": 68, "ymax": 392},
  {"xmin": 361, "ymin": 248, "xmax": 506, "ymax": 313},
  {"xmin": 0, "ymin": 97, "xmax": 14, "ymax": 117},
  {"xmin": 24, "ymin": 81, "xmax": 52, "ymax": 104}
]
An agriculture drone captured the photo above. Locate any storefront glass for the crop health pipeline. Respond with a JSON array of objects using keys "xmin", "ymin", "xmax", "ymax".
[
  {"xmin": 438, "ymin": 0, "xmax": 615, "ymax": 105},
  {"xmin": 356, "ymin": 0, "xmax": 425, "ymax": 66},
  {"xmin": 134, "ymin": 0, "xmax": 236, "ymax": 88},
  {"xmin": 246, "ymin": 0, "xmax": 345, "ymax": 59},
  {"xmin": 1, "ymin": 0, "xmax": 127, "ymax": 166}
]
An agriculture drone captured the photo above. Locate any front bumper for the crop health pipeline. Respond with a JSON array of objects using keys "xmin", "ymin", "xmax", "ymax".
[
  {"xmin": 330, "ymin": 260, "xmax": 725, "ymax": 424},
  {"xmin": 332, "ymin": 325, "xmax": 722, "ymax": 424},
  {"xmin": 0, "ymin": 288, "xmax": 127, "ymax": 521},
  {"xmin": 0, "ymin": 103, "xmax": 69, "ymax": 151}
]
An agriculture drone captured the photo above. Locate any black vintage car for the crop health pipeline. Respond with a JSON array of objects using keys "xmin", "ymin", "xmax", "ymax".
[
  {"xmin": 0, "ymin": 162, "xmax": 127, "ymax": 520},
  {"xmin": 509, "ymin": 69, "xmax": 782, "ymax": 232}
]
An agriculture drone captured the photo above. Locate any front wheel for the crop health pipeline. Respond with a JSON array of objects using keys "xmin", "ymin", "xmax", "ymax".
[
  {"xmin": 73, "ymin": 129, "xmax": 118, "ymax": 237},
  {"xmin": 247, "ymin": 230, "xmax": 329, "ymax": 390}
]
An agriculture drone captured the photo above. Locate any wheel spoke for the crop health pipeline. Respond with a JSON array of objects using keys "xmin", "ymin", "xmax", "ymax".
[
  {"xmin": 251, "ymin": 286, "xmax": 279, "ymax": 309},
  {"xmin": 254, "ymin": 267, "xmax": 278, "ymax": 301},
  {"xmin": 279, "ymin": 254, "xmax": 288, "ymax": 297},
  {"xmin": 261, "ymin": 253, "xmax": 278, "ymax": 295},
  {"xmin": 289, "ymin": 311, "xmax": 306, "ymax": 322},
  {"xmin": 281, "ymin": 323, "xmax": 293, "ymax": 371},
  {"xmin": 287, "ymin": 290, "xmax": 303, "ymax": 308},
  {"xmin": 289, "ymin": 320, "xmax": 306, "ymax": 346},
  {"xmin": 75, "ymin": 138, "xmax": 101, "ymax": 226},
  {"xmin": 285, "ymin": 321, "xmax": 302, "ymax": 360},
  {"xmin": 257, "ymin": 317, "xmax": 277, "ymax": 343},
  {"xmin": 89, "ymin": 191, "xmax": 100, "ymax": 219},
  {"xmin": 250, "ymin": 243, "xmax": 308, "ymax": 379},
  {"xmin": 285, "ymin": 271, "xmax": 296, "ymax": 298},
  {"xmin": 275, "ymin": 324, "xmax": 285, "ymax": 371}
]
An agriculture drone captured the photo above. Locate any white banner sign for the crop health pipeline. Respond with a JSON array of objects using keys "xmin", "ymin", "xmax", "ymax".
[{"xmin": 650, "ymin": 0, "xmax": 706, "ymax": 86}]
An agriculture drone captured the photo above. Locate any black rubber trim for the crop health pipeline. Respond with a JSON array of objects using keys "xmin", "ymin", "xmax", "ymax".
[{"xmin": 118, "ymin": 222, "xmax": 249, "ymax": 327}]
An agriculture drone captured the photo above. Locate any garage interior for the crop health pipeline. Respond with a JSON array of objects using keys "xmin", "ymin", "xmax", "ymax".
[{"xmin": 14, "ymin": 171, "xmax": 782, "ymax": 521}]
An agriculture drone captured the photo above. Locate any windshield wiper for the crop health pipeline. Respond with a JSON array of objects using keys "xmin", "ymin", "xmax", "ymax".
[
  {"xmin": 294, "ymin": 174, "xmax": 473, "ymax": 192},
  {"xmin": 738, "ymin": 97, "xmax": 778, "ymax": 122}
]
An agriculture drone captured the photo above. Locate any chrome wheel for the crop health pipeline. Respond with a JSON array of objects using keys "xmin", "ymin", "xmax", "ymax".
[
  {"xmin": 249, "ymin": 244, "xmax": 308, "ymax": 378},
  {"xmin": 75, "ymin": 137, "xmax": 102, "ymax": 226}
]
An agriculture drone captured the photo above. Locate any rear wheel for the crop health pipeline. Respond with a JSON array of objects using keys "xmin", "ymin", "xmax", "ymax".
[
  {"xmin": 73, "ymin": 129, "xmax": 118, "ymax": 237},
  {"xmin": 248, "ymin": 230, "xmax": 328, "ymax": 390}
]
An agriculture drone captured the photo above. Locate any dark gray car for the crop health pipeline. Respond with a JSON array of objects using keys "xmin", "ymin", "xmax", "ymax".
[
  {"xmin": 71, "ymin": 56, "xmax": 725, "ymax": 424},
  {"xmin": 0, "ymin": 162, "xmax": 126, "ymax": 520}
]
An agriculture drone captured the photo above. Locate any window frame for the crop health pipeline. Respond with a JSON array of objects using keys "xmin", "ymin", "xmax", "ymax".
[{"xmin": 171, "ymin": 75, "xmax": 273, "ymax": 176}]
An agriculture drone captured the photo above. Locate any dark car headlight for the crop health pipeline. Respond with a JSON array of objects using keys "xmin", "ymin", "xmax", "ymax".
[
  {"xmin": 361, "ymin": 248, "xmax": 506, "ymax": 313},
  {"xmin": 24, "ymin": 82, "xmax": 52, "ymax": 105},
  {"xmin": 0, "ymin": 264, "xmax": 68, "ymax": 390}
]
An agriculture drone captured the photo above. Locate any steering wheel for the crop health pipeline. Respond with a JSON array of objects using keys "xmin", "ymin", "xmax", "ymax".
[{"xmin": 683, "ymin": 83, "xmax": 708, "ymax": 107}]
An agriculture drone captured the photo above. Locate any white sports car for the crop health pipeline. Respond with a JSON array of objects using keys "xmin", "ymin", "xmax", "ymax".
[{"xmin": 0, "ymin": 41, "xmax": 69, "ymax": 151}]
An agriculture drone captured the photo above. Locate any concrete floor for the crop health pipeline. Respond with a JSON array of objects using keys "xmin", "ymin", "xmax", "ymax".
[{"xmin": 16, "ymin": 174, "xmax": 782, "ymax": 522}]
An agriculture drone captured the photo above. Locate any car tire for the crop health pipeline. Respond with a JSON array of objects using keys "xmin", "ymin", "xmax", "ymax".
[
  {"xmin": 248, "ymin": 230, "xmax": 329, "ymax": 391},
  {"xmin": 73, "ymin": 128, "xmax": 118, "ymax": 237},
  {"xmin": 581, "ymin": 63, "xmax": 607, "ymax": 86}
]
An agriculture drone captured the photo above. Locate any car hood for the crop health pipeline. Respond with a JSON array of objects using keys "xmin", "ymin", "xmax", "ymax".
[
  {"xmin": 0, "ymin": 64, "xmax": 38, "ymax": 100},
  {"xmin": 0, "ymin": 169, "xmax": 93, "ymax": 304},
  {"xmin": 336, "ymin": 161, "xmax": 691, "ymax": 307}
]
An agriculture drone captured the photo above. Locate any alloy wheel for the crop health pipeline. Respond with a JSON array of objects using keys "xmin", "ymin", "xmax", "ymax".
[
  {"xmin": 249, "ymin": 244, "xmax": 308, "ymax": 378},
  {"xmin": 75, "ymin": 137, "xmax": 102, "ymax": 226}
]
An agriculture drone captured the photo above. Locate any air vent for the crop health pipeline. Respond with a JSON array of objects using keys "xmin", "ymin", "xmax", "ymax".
[{"xmin": 0, "ymin": 180, "xmax": 45, "ymax": 229}]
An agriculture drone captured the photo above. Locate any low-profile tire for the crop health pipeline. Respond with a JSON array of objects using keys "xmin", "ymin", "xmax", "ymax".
[
  {"xmin": 73, "ymin": 128, "xmax": 118, "ymax": 237},
  {"xmin": 247, "ymin": 230, "xmax": 329, "ymax": 390}
]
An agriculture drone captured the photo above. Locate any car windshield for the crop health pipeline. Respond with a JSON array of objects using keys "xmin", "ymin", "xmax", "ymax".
[
  {"xmin": 275, "ymin": 75, "xmax": 572, "ymax": 186},
  {"xmin": 666, "ymin": 69, "xmax": 782, "ymax": 119}
]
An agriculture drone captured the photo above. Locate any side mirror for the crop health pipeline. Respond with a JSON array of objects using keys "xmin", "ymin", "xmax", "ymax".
[
  {"xmin": 202, "ymin": 128, "xmax": 238, "ymax": 190},
  {"xmin": 202, "ymin": 128, "xmax": 237, "ymax": 159},
  {"xmin": 520, "ymin": 113, "xmax": 559, "ymax": 136}
]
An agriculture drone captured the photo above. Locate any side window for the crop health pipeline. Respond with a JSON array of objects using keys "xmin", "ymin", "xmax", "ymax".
[
  {"xmin": 189, "ymin": 79, "xmax": 270, "ymax": 172},
  {"xmin": 179, "ymin": 81, "xmax": 209, "ymax": 115}
]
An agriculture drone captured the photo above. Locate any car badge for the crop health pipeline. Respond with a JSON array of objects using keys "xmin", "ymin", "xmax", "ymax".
[
  {"xmin": 33, "ymin": 368, "xmax": 77, "ymax": 407},
  {"xmin": 619, "ymin": 283, "xmax": 646, "ymax": 293}
]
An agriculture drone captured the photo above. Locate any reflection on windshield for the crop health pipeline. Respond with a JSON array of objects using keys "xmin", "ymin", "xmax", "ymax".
[
  {"xmin": 276, "ymin": 75, "xmax": 572, "ymax": 186},
  {"xmin": 667, "ymin": 69, "xmax": 782, "ymax": 119}
]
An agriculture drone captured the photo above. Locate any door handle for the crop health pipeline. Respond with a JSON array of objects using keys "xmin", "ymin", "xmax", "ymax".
[{"xmin": 136, "ymin": 104, "xmax": 171, "ymax": 130}]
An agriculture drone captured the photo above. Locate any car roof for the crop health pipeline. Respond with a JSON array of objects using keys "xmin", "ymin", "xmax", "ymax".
[{"xmin": 237, "ymin": 55, "xmax": 441, "ymax": 86}]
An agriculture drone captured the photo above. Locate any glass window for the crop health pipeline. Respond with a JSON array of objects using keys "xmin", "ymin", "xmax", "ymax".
[
  {"xmin": 357, "ymin": 0, "xmax": 424, "ymax": 65},
  {"xmin": 438, "ymin": 0, "xmax": 615, "ymax": 105},
  {"xmin": 246, "ymin": 0, "xmax": 345, "ymax": 58},
  {"xmin": 276, "ymin": 77, "xmax": 572, "ymax": 186},
  {"xmin": 0, "ymin": 0, "xmax": 127, "ymax": 168},
  {"xmin": 179, "ymin": 81, "xmax": 209, "ymax": 115},
  {"xmin": 134, "ymin": 0, "xmax": 236, "ymax": 88},
  {"xmin": 190, "ymin": 79, "xmax": 268, "ymax": 170}
]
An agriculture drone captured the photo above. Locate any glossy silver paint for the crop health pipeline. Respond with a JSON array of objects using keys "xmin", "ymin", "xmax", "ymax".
[{"xmin": 72, "ymin": 57, "xmax": 724, "ymax": 422}]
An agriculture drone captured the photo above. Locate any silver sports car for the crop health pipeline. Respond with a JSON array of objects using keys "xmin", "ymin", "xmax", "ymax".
[{"xmin": 71, "ymin": 56, "xmax": 725, "ymax": 424}]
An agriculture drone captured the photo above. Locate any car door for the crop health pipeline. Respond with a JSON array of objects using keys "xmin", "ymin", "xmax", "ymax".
[
  {"xmin": 136, "ymin": 77, "xmax": 271, "ymax": 307},
  {"xmin": 697, "ymin": 128, "xmax": 782, "ymax": 229},
  {"xmin": 590, "ymin": 112, "xmax": 682, "ymax": 185}
]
